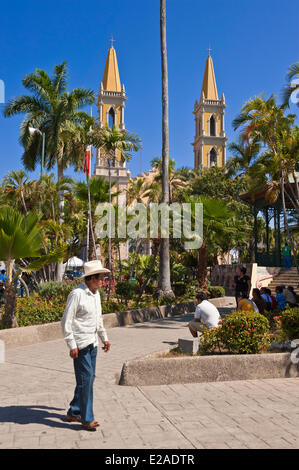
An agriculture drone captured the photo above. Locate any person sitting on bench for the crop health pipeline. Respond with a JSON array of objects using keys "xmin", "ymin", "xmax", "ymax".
[{"xmin": 188, "ymin": 292, "xmax": 221, "ymax": 338}]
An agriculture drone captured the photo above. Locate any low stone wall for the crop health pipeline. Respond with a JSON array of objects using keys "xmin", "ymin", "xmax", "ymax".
[
  {"xmin": 0, "ymin": 300, "xmax": 201, "ymax": 350},
  {"xmin": 119, "ymin": 352, "xmax": 299, "ymax": 386}
]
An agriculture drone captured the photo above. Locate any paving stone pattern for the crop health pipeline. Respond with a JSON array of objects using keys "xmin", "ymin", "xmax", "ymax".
[{"xmin": 0, "ymin": 298, "xmax": 298, "ymax": 449}]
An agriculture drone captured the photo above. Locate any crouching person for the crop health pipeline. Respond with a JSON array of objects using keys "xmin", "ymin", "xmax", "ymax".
[{"xmin": 188, "ymin": 292, "xmax": 221, "ymax": 338}]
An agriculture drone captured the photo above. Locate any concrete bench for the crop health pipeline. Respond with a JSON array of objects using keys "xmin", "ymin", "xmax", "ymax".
[{"xmin": 178, "ymin": 335, "xmax": 202, "ymax": 355}]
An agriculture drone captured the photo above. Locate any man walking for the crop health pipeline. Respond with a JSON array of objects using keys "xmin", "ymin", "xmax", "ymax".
[{"xmin": 61, "ymin": 260, "xmax": 111, "ymax": 431}]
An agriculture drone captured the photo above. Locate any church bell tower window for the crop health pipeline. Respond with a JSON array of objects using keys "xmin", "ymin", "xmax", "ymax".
[
  {"xmin": 210, "ymin": 115, "xmax": 216, "ymax": 136},
  {"xmin": 210, "ymin": 148, "xmax": 217, "ymax": 167},
  {"xmin": 108, "ymin": 107, "xmax": 115, "ymax": 128}
]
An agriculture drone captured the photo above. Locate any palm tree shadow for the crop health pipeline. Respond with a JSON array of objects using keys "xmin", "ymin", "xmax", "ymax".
[{"xmin": 0, "ymin": 405, "xmax": 80, "ymax": 430}]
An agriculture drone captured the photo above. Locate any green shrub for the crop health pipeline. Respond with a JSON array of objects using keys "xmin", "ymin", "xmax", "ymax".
[
  {"xmin": 115, "ymin": 281, "xmax": 137, "ymax": 305},
  {"xmin": 173, "ymin": 282, "xmax": 187, "ymax": 296},
  {"xmin": 37, "ymin": 280, "xmax": 82, "ymax": 301},
  {"xmin": 15, "ymin": 297, "xmax": 65, "ymax": 327},
  {"xmin": 37, "ymin": 280, "xmax": 105, "ymax": 302},
  {"xmin": 200, "ymin": 311, "xmax": 271, "ymax": 355},
  {"xmin": 280, "ymin": 308, "xmax": 299, "ymax": 340},
  {"xmin": 102, "ymin": 300, "xmax": 123, "ymax": 314},
  {"xmin": 208, "ymin": 286, "xmax": 225, "ymax": 298},
  {"xmin": 199, "ymin": 327, "xmax": 221, "ymax": 355}
]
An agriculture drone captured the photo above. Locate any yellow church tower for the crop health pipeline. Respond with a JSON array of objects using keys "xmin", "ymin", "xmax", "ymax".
[
  {"xmin": 94, "ymin": 42, "xmax": 130, "ymax": 202},
  {"xmin": 192, "ymin": 52, "xmax": 227, "ymax": 169},
  {"xmin": 94, "ymin": 42, "xmax": 130, "ymax": 259}
]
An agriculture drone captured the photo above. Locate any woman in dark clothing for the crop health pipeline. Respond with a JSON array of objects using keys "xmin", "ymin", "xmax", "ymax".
[
  {"xmin": 252, "ymin": 288, "xmax": 267, "ymax": 314},
  {"xmin": 234, "ymin": 267, "xmax": 251, "ymax": 305}
]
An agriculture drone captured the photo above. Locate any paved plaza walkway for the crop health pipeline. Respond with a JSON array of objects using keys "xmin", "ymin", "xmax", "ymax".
[{"xmin": 0, "ymin": 297, "xmax": 298, "ymax": 449}]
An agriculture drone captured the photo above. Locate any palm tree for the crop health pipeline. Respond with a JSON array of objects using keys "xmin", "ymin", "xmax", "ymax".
[
  {"xmin": 233, "ymin": 94, "xmax": 298, "ymax": 272},
  {"xmin": 282, "ymin": 62, "xmax": 299, "ymax": 108},
  {"xmin": 2, "ymin": 170, "xmax": 30, "ymax": 215},
  {"xmin": 156, "ymin": 0, "xmax": 175, "ymax": 300},
  {"xmin": 226, "ymin": 136, "xmax": 261, "ymax": 177},
  {"xmin": 0, "ymin": 207, "xmax": 65, "ymax": 328},
  {"xmin": 92, "ymin": 124, "xmax": 141, "ymax": 298},
  {"xmin": 3, "ymin": 62, "xmax": 94, "ymax": 279},
  {"xmin": 74, "ymin": 176, "xmax": 116, "ymax": 261},
  {"xmin": 185, "ymin": 196, "xmax": 244, "ymax": 288},
  {"xmin": 150, "ymin": 157, "xmax": 186, "ymax": 202},
  {"xmin": 38, "ymin": 173, "xmax": 73, "ymax": 221}
]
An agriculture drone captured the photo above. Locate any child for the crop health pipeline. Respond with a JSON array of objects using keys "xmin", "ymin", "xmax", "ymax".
[{"xmin": 275, "ymin": 286, "xmax": 286, "ymax": 311}]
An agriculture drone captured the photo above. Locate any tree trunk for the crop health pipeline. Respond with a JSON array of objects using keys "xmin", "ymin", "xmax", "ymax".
[
  {"xmin": 107, "ymin": 160, "xmax": 112, "ymax": 301},
  {"xmin": 197, "ymin": 244, "xmax": 208, "ymax": 290},
  {"xmin": 156, "ymin": 0, "xmax": 174, "ymax": 300},
  {"xmin": 279, "ymin": 153, "xmax": 299, "ymax": 275},
  {"xmin": 138, "ymin": 240, "xmax": 159, "ymax": 302},
  {"xmin": 20, "ymin": 190, "xmax": 27, "ymax": 215},
  {"xmin": 2, "ymin": 260, "xmax": 18, "ymax": 329},
  {"xmin": 56, "ymin": 158, "xmax": 65, "ymax": 281}
]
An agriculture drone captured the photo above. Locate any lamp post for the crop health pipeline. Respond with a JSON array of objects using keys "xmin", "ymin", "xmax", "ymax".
[{"xmin": 29, "ymin": 127, "xmax": 45, "ymax": 179}]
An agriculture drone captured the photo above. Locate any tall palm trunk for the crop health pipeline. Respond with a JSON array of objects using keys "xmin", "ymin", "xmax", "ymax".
[
  {"xmin": 20, "ymin": 189, "xmax": 27, "ymax": 215},
  {"xmin": 156, "ymin": 0, "xmax": 174, "ymax": 300},
  {"xmin": 2, "ymin": 260, "xmax": 18, "ymax": 328},
  {"xmin": 56, "ymin": 157, "xmax": 65, "ymax": 281},
  {"xmin": 279, "ymin": 150, "xmax": 299, "ymax": 275},
  {"xmin": 197, "ymin": 244, "xmax": 208, "ymax": 289},
  {"xmin": 107, "ymin": 159, "xmax": 112, "ymax": 301}
]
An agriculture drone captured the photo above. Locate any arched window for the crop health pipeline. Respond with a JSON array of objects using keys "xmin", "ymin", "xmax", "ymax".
[
  {"xmin": 210, "ymin": 115, "xmax": 216, "ymax": 136},
  {"xmin": 210, "ymin": 148, "xmax": 217, "ymax": 167},
  {"xmin": 108, "ymin": 108, "xmax": 115, "ymax": 128}
]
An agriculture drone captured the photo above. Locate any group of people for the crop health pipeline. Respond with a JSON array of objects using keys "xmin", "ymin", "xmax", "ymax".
[{"xmin": 235, "ymin": 266, "xmax": 297, "ymax": 314}]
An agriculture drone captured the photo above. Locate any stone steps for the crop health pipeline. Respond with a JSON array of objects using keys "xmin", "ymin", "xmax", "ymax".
[{"xmin": 266, "ymin": 268, "xmax": 299, "ymax": 295}]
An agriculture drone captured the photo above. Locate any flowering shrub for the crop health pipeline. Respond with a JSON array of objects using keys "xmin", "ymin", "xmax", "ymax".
[
  {"xmin": 220, "ymin": 312, "xmax": 271, "ymax": 354},
  {"xmin": 200, "ymin": 311, "xmax": 271, "ymax": 355},
  {"xmin": 280, "ymin": 308, "xmax": 299, "ymax": 340}
]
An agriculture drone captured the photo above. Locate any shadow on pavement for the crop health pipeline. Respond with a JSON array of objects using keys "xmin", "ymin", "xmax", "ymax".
[{"xmin": 0, "ymin": 405, "xmax": 80, "ymax": 430}]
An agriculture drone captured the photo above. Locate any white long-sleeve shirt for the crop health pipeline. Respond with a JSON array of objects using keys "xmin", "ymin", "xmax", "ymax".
[{"xmin": 61, "ymin": 283, "xmax": 109, "ymax": 351}]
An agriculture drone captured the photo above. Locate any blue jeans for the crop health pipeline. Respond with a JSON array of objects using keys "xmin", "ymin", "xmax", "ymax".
[
  {"xmin": 67, "ymin": 344, "xmax": 97, "ymax": 425},
  {"xmin": 283, "ymin": 255, "xmax": 292, "ymax": 269}
]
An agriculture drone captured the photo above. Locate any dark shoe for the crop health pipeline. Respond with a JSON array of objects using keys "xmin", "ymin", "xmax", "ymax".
[{"xmin": 66, "ymin": 414, "xmax": 81, "ymax": 423}]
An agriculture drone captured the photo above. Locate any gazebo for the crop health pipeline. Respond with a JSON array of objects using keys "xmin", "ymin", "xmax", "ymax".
[{"xmin": 239, "ymin": 183, "xmax": 297, "ymax": 267}]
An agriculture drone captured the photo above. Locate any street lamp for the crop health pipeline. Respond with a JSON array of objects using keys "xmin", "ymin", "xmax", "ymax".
[{"xmin": 29, "ymin": 127, "xmax": 45, "ymax": 179}]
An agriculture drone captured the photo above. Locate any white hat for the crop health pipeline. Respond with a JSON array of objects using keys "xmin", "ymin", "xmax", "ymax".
[{"xmin": 81, "ymin": 260, "xmax": 110, "ymax": 279}]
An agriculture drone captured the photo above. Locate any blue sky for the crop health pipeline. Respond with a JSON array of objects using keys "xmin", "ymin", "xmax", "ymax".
[{"xmin": 0, "ymin": 0, "xmax": 298, "ymax": 181}]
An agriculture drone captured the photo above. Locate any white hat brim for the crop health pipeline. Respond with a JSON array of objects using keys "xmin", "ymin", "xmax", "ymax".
[{"xmin": 80, "ymin": 268, "xmax": 110, "ymax": 279}]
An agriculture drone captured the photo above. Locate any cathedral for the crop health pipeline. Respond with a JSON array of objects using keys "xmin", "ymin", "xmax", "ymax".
[
  {"xmin": 94, "ymin": 45, "xmax": 227, "ymax": 183},
  {"xmin": 93, "ymin": 44, "xmax": 227, "ymax": 260}
]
